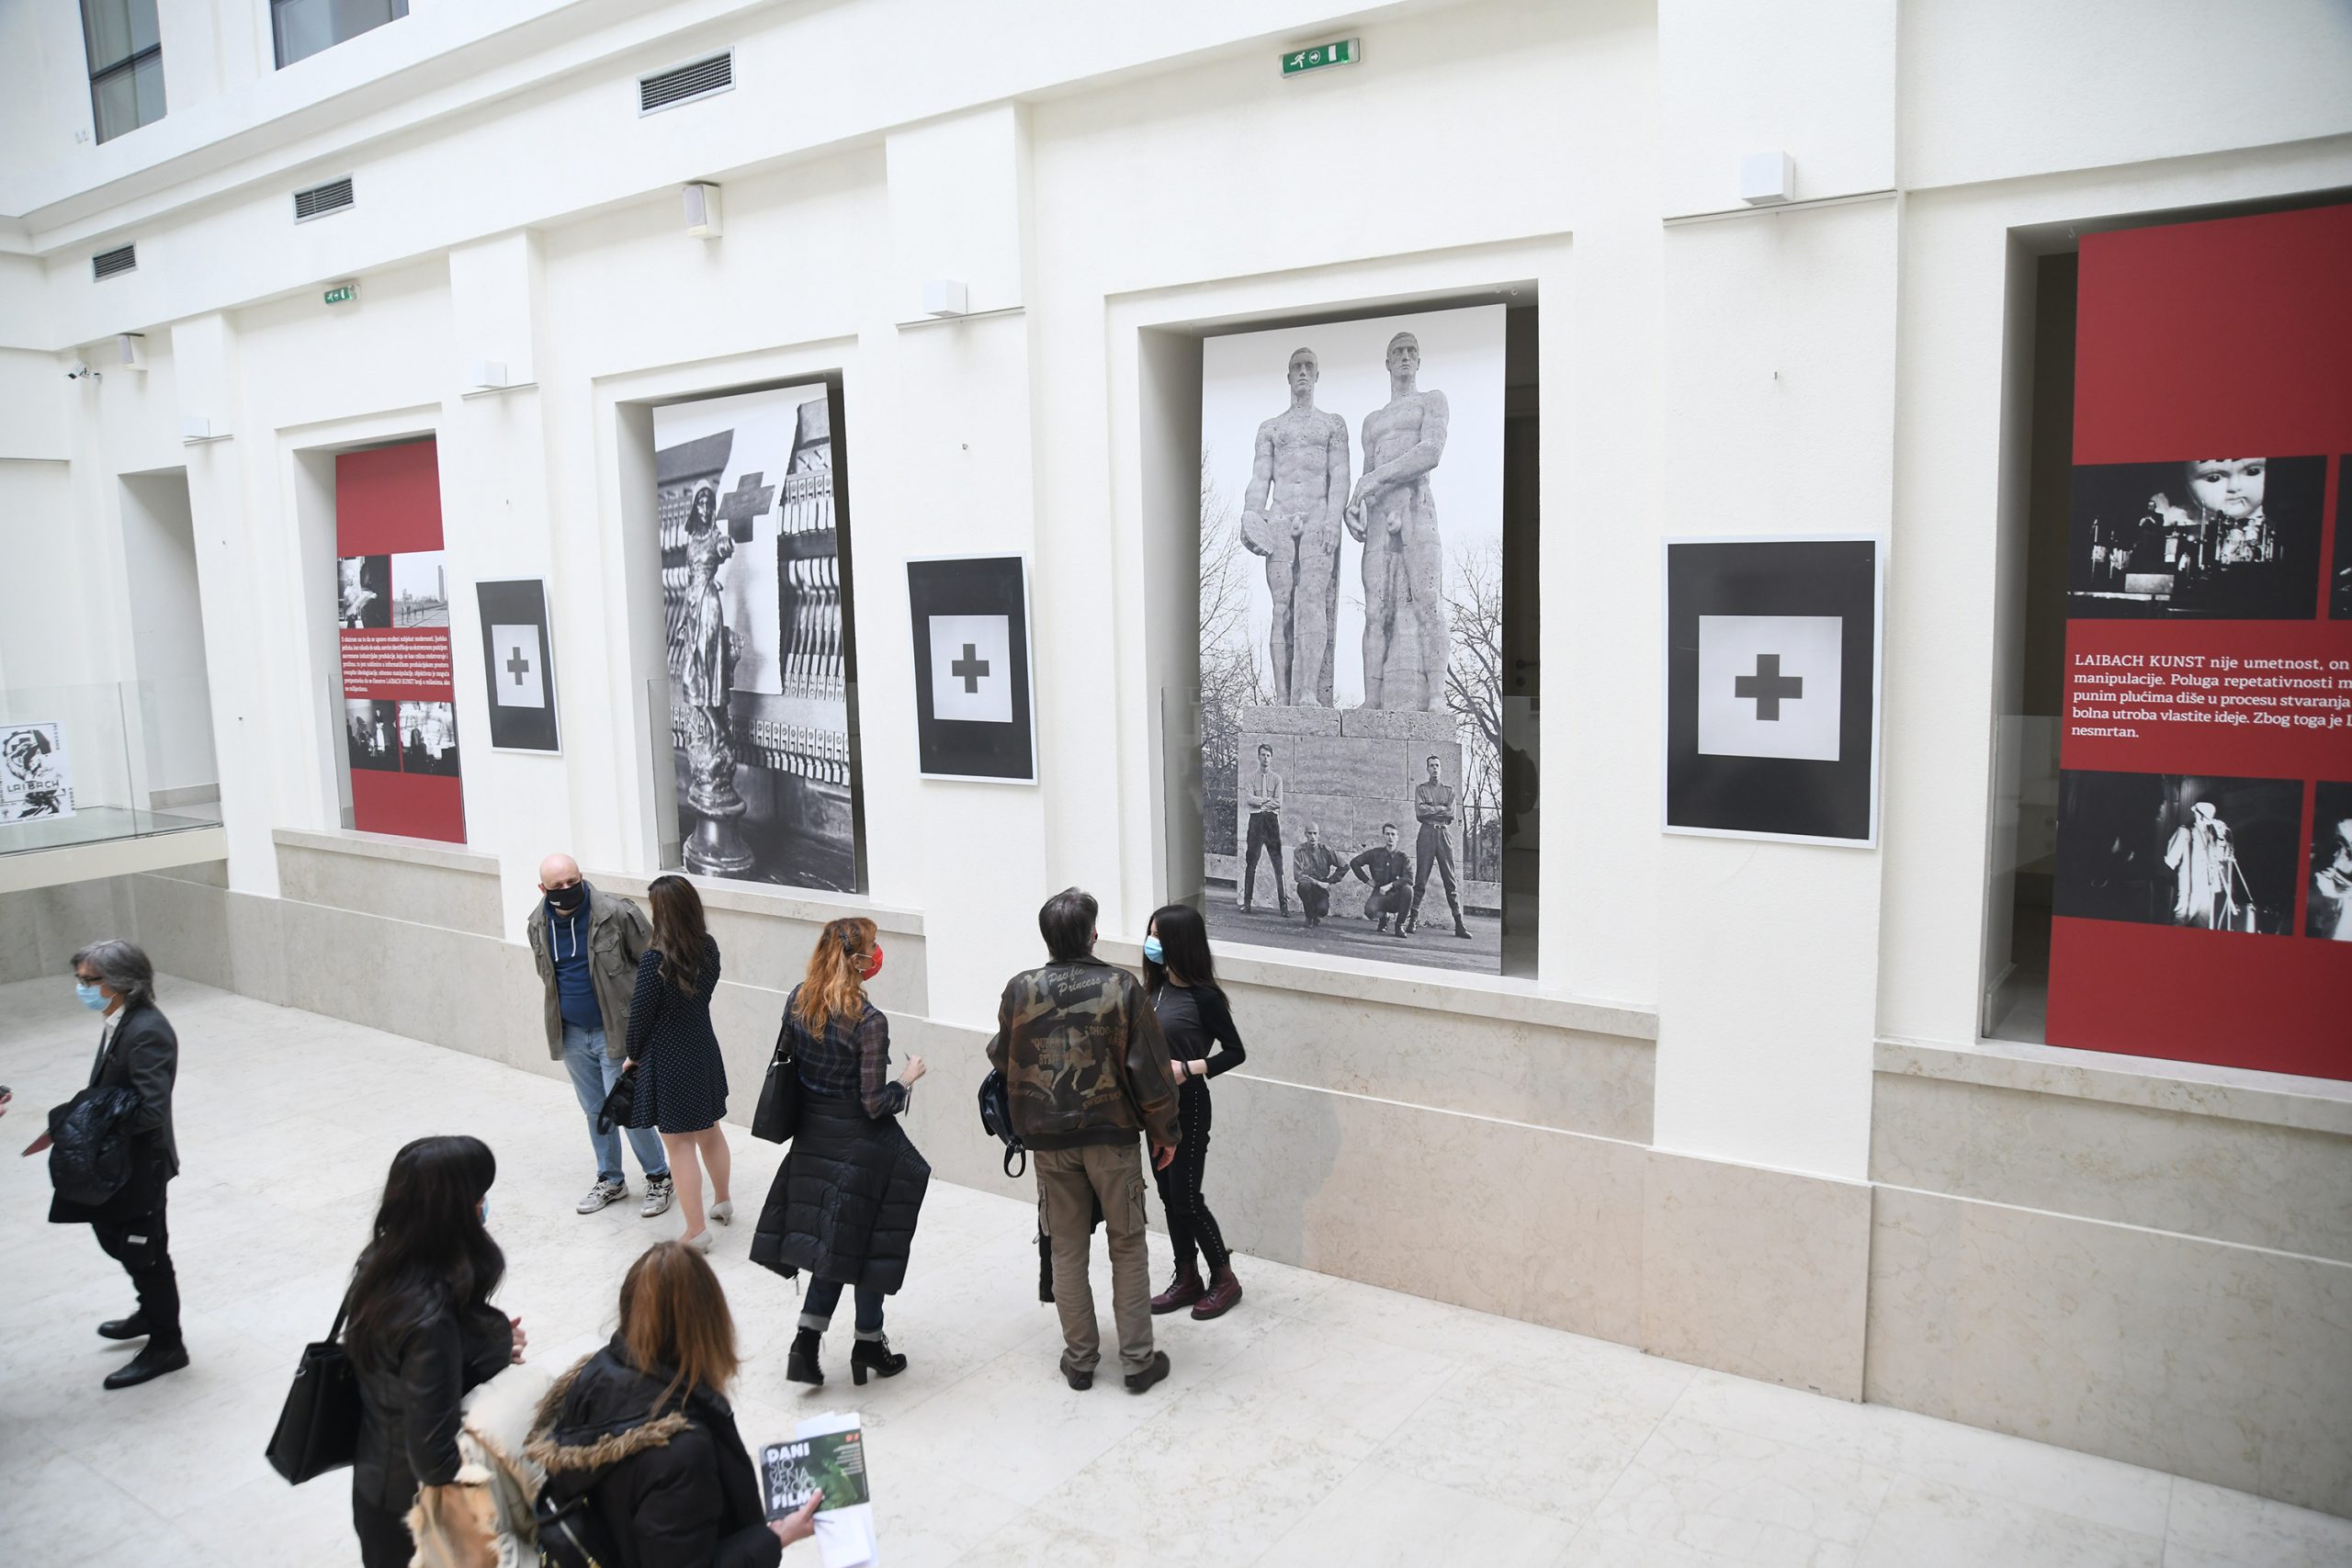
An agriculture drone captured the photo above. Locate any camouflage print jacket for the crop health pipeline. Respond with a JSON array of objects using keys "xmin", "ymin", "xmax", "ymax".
[{"xmin": 986, "ymin": 957, "xmax": 1182, "ymax": 1152}]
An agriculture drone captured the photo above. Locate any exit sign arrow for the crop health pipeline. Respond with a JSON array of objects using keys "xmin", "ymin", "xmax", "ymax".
[{"xmin": 1281, "ymin": 38, "xmax": 1358, "ymax": 76}]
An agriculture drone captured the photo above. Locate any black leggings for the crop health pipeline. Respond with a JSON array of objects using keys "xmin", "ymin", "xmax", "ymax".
[
  {"xmin": 1153, "ymin": 1082, "xmax": 1229, "ymax": 1274},
  {"xmin": 353, "ymin": 1486, "xmax": 413, "ymax": 1568}
]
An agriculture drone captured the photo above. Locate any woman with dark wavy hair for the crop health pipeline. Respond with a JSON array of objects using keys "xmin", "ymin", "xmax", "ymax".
[
  {"xmin": 343, "ymin": 1134, "xmax": 523, "ymax": 1568},
  {"xmin": 626, "ymin": 875, "xmax": 734, "ymax": 1251}
]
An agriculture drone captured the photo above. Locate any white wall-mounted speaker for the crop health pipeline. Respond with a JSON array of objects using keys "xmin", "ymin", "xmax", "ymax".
[
  {"xmin": 1739, "ymin": 151, "xmax": 1795, "ymax": 206},
  {"xmin": 117, "ymin": 333, "xmax": 147, "ymax": 369},
  {"xmin": 922, "ymin": 278, "xmax": 969, "ymax": 318},
  {"xmin": 180, "ymin": 414, "xmax": 210, "ymax": 440},
  {"xmin": 469, "ymin": 360, "xmax": 509, "ymax": 389},
  {"xmin": 684, "ymin": 183, "xmax": 722, "ymax": 239}
]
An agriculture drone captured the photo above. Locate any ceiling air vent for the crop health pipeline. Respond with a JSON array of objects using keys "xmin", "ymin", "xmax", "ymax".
[
  {"xmin": 294, "ymin": 176, "xmax": 356, "ymax": 222},
  {"xmin": 92, "ymin": 243, "xmax": 137, "ymax": 280},
  {"xmin": 639, "ymin": 50, "xmax": 732, "ymax": 115}
]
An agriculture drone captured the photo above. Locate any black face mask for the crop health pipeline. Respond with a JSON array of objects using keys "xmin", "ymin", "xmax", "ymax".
[{"xmin": 547, "ymin": 884, "xmax": 586, "ymax": 913}]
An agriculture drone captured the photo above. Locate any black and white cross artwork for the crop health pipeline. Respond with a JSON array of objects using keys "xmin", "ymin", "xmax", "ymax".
[
  {"xmin": 906, "ymin": 557, "xmax": 1035, "ymax": 783},
  {"xmin": 1665, "ymin": 538, "xmax": 1880, "ymax": 844},
  {"xmin": 475, "ymin": 578, "xmax": 561, "ymax": 753}
]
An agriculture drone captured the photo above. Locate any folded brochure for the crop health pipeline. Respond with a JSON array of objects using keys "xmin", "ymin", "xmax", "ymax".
[{"xmin": 763, "ymin": 1411, "xmax": 877, "ymax": 1568}]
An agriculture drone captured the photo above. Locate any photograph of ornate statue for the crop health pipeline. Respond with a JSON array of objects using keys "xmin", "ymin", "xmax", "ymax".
[
  {"xmin": 2067, "ymin": 456, "xmax": 2324, "ymax": 619},
  {"xmin": 652, "ymin": 383, "xmax": 861, "ymax": 892},
  {"xmin": 1198, "ymin": 304, "xmax": 1507, "ymax": 974}
]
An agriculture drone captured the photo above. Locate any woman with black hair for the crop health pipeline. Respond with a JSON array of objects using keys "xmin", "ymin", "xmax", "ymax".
[
  {"xmin": 626, "ymin": 875, "xmax": 733, "ymax": 1251},
  {"xmin": 344, "ymin": 1134, "xmax": 523, "ymax": 1568},
  {"xmin": 1140, "ymin": 903, "xmax": 1247, "ymax": 1321}
]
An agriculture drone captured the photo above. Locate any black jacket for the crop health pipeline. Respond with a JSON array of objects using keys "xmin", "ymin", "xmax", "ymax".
[
  {"xmin": 350, "ymin": 1297, "xmax": 514, "ymax": 1510},
  {"xmin": 48, "ymin": 1001, "xmax": 178, "ymax": 1225},
  {"xmin": 528, "ymin": 1340, "xmax": 782, "ymax": 1568},
  {"xmin": 751, "ymin": 1080, "xmax": 932, "ymax": 1294}
]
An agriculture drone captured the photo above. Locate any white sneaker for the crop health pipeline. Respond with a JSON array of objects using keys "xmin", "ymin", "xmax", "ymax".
[
  {"xmin": 577, "ymin": 1179, "xmax": 628, "ymax": 1215},
  {"xmin": 640, "ymin": 1177, "xmax": 675, "ymax": 1218},
  {"xmin": 681, "ymin": 1229, "xmax": 712, "ymax": 1253},
  {"xmin": 709, "ymin": 1199, "xmax": 734, "ymax": 1226}
]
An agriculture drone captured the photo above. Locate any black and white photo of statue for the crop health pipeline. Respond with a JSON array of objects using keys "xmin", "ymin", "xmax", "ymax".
[{"xmin": 653, "ymin": 383, "xmax": 862, "ymax": 892}]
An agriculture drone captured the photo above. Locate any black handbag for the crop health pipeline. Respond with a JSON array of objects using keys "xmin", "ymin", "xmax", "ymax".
[
  {"xmin": 978, "ymin": 1066, "xmax": 1026, "ymax": 1178},
  {"xmin": 596, "ymin": 1064, "xmax": 637, "ymax": 1134},
  {"xmin": 752, "ymin": 1017, "xmax": 800, "ymax": 1145},
  {"xmin": 266, "ymin": 1292, "xmax": 361, "ymax": 1484}
]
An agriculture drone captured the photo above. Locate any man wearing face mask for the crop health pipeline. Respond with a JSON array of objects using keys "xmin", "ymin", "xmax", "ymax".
[{"xmin": 527, "ymin": 853, "xmax": 672, "ymax": 1217}]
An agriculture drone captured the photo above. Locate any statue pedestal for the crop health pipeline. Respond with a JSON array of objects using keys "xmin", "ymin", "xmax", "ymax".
[{"xmin": 1234, "ymin": 705, "xmax": 1464, "ymax": 904}]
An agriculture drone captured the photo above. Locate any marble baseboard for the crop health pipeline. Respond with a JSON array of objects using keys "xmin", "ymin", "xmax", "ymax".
[{"xmin": 1866, "ymin": 1184, "xmax": 2352, "ymax": 1518}]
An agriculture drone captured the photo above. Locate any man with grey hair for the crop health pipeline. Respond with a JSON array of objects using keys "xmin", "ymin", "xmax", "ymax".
[{"xmin": 21, "ymin": 939, "xmax": 187, "ymax": 1387}]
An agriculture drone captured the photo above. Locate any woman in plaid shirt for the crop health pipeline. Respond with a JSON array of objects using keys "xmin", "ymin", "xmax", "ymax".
[{"xmin": 750, "ymin": 917, "xmax": 933, "ymax": 1388}]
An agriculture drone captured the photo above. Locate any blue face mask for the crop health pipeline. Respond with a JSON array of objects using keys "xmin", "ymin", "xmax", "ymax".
[
  {"xmin": 1142, "ymin": 936, "xmax": 1164, "ymax": 965},
  {"xmin": 75, "ymin": 982, "xmax": 106, "ymax": 1012},
  {"xmin": 478, "ymin": 1199, "xmax": 490, "ymax": 1224}
]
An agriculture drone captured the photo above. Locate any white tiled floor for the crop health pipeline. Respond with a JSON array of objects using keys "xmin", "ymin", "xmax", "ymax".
[{"xmin": 3, "ymin": 975, "xmax": 2347, "ymax": 1567}]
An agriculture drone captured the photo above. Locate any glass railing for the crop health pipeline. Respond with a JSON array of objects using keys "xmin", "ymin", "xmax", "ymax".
[{"xmin": 0, "ymin": 678, "xmax": 221, "ymax": 856}]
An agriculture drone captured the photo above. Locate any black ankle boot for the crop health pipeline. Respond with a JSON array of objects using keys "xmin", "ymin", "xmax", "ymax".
[
  {"xmin": 849, "ymin": 1336, "xmax": 907, "ymax": 1386},
  {"xmin": 786, "ymin": 1329, "xmax": 823, "ymax": 1386}
]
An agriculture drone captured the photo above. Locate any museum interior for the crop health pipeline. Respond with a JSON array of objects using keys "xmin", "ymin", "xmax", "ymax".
[{"xmin": 2, "ymin": 3, "xmax": 2348, "ymax": 1564}]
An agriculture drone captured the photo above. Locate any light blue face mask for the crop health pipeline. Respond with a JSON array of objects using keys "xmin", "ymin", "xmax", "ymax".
[
  {"xmin": 478, "ymin": 1199, "xmax": 490, "ymax": 1224},
  {"xmin": 75, "ymin": 982, "xmax": 106, "ymax": 1012},
  {"xmin": 1142, "ymin": 936, "xmax": 1164, "ymax": 964}
]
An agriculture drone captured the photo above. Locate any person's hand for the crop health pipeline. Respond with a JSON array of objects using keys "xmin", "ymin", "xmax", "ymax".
[
  {"xmin": 899, "ymin": 1055, "xmax": 927, "ymax": 1088},
  {"xmin": 509, "ymin": 1316, "xmax": 527, "ymax": 1363},
  {"xmin": 622, "ymin": 1059, "xmax": 634, "ymax": 1072},
  {"xmin": 1189, "ymin": 1059, "xmax": 1210, "ymax": 1080},
  {"xmin": 1151, "ymin": 1140, "xmax": 1177, "ymax": 1171},
  {"xmin": 770, "ymin": 1492, "xmax": 821, "ymax": 1547},
  {"xmin": 22, "ymin": 1131, "xmax": 52, "ymax": 1157},
  {"xmin": 1169, "ymin": 1059, "xmax": 1187, "ymax": 1084}
]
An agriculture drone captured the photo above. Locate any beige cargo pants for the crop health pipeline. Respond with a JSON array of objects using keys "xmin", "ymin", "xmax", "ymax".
[{"xmin": 1035, "ymin": 1140, "xmax": 1155, "ymax": 1378}]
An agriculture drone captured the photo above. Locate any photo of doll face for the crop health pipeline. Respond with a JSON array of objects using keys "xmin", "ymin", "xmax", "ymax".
[{"xmin": 2185, "ymin": 457, "xmax": 2265, "ymax": 520}]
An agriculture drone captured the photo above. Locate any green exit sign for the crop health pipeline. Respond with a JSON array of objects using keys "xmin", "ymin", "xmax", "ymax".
[
  {"xmin": 323, "ymin": 282, "xmax": 357, "ymax": 306},
  {"xmin": 1281, "ymin": 38, "xmax": 1358, "ymax": 76}
]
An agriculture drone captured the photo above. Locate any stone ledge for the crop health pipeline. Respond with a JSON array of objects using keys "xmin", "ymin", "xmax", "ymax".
[
  {"xmin": 1875, "ymin": 1036, "xmax": 2352, "ymax": 1138},
  {"xmin": 589, "ymin": 868, "xmax": 926, "ymax": 936},
  {"xmin": 273, "ymin": 826, "xmax": 499, "ymax": 875}
]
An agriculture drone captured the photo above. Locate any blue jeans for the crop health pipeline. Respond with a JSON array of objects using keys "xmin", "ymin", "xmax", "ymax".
[
  {"xmin": 800, "ymin": 1277, "xmax": 885, "ymax": 1337},
  {"xmin": 564, "ymin": 1021, "xmax": 669, "ymax": 1184}
]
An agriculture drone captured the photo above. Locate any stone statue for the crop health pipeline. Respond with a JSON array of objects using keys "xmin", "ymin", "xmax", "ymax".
[
  {"xmin": 1240, "ymin": 347, "xmax": 1350, "ymax": 706},
  {"xmin": 1346, "ymin": 332, "xmax": 1451, "ymax": 712},
  {"xmin": 673, "ymin": 485, "xmax": 754, "ymax": 875}
]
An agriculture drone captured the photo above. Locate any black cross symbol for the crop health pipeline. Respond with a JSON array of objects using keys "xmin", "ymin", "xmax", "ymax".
[
  {"xmin": 951, "ymin": 643, "xmax": 989, "ymax": 694},
  {"xmin": 506, "ymin": 646, "xmax": 531, "ymax": 686},
  {"xmin": 716, "ymin": 470, "xmax": 775, "ymax": 541},
  {"xmin": 1734, "ymin": 653, "xmax": 1804, "ymax": 720}
]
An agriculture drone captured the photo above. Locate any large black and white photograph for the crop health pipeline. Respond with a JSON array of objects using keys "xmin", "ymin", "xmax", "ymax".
[
  {"xmin": 344, "ymin": 698, "xmax": 401, "ymax": 773},
  {"xmin": 2309, "ymin": 781, "xmax": 2352, "ymax": 942},
  {"xmin": 1664, "ymin": 537, "xmax": 1881, "ymax": 845},
  {"xmin": 1197, "ymin": 304, "xmax": 1507, "ymax": 974},
  {"xmin": 907, "ymin": 555, "xmax": 1035, "ymax": 783},
  {"xmin": 653, "ymin": 382, "xmax": 861, "ymax": 891},
  {"xmin": 336, "ymin": 553, "xmax": 391, "ymax": 628},
  {"xmin": 0, "ymin": 721, "xmax": 74, "ymax": 821},
  {"xmin": 2332, "ymin": 456, "xmax": 2352, "ymax": 619},
  {"xmin": 2067, "ymin": 456, "xmax": 2324, "ymax": 619},
  {"xmin": 2054, "ymin": 770, "xmax": 2301, "ymax": 934},
  {"xmin": 398, "ymin": 701, "xmax": 461, "ymax": 776},
  {"xmin": 390, "ymin": 550, "xmax": 449, "ymax": 626},
  {"xmin": 476, "ymin": 578, "xmax": 560, "ymax": 752}
]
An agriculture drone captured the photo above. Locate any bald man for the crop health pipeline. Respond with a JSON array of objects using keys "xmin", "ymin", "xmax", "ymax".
[{"xmin": 526, "ymin": 852, "xmax": 670, "ymax": 1217}]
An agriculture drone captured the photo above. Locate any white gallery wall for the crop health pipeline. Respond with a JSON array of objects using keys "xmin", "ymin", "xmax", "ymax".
[{"xmin": 5, "ymin": 0, "xmax": 2352, "ymax": 1514}]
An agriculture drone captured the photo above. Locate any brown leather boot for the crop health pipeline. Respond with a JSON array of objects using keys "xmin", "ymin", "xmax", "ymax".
[
  {"xmin": 1150, "ymin": 1264, "xmax": 1204, "ymax": 1314},
  {"xmin": 1191, "ymin": 1266, "xmax": 1243, "ymax": 1320}
]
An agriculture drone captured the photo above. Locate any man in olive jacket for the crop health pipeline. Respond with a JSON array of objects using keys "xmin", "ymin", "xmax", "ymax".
[
  {"xmin": 987, "ymin": 887, "xmax": 1182, "ymax": 1394},
  {"xmin": 526, "ymin": 853, "xmax": 672, "ymax": 1218}
]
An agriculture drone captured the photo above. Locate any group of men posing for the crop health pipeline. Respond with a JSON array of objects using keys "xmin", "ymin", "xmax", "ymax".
[{"xmin": 1238, "ymin": 743, "xmax": 1472, "ymax": 941}]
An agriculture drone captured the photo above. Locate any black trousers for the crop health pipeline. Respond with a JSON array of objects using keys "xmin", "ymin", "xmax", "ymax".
[
  {"xmin": 1152, "ymin": 1082, "xmax": 1229, "ymax": 1274},
  {"xmin": 91, "ymin": 1185, "xmax": 180, "ymax": 1348},
  {"xmin": 352, "ymin": 1485, "xmax": 413, "ymax": 1568},
  {"xmin": 1296, "ymin": 877, "xmax": 1331, "ymax": 920},
  {"xmin": 1412, "ymin": 823, "xmax": 1460, "ymax": 922},
  {"xmin": 1243, "ymin": 812, "xmax": 1286, "ymax": 908}
]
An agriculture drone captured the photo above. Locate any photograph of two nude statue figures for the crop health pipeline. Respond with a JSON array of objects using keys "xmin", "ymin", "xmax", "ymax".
[{"xmin": 1198, "ymin": 304, "xmax": 1508, "ymax": 975}]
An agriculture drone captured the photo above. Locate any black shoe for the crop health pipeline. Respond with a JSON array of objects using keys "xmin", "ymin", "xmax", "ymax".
[
  {"xmin": 103, "ymin": 1341, "xmax": 188, "ymax": 1390},
  {"xmin": 849, "ymin": 1337, "xmax": 907, "ymax": 1386},
  {"xmin": 786, "ymin": 1329, "xmax": 823, "ymax": 1386},
  {"xmin": 1453, "ymin": 924, "xmax": 1472, "ymax": 939},
  {"xmin": 1063, "ymin": 1365, "xmax": 1093, "ymax": 1391},
  {"xmin": 1124, "ymin": 1350, "xmax": 1170, "ymax": 1394},
  {"xmin": 1391, "ymin": 924, "xmax": 1409, "ymax": 939},
  {"xmin": 97, "ymin": 1313, "xmax": 149, "ymax": 1341}
]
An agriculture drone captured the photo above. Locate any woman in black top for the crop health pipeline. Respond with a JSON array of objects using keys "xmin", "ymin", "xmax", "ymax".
[
  {"xmin": 1141, "ymin": 903, "xmax": 1247, "ymax": 1320},
  {"xmin": 752, "ymin": 917, "xmax": 933, "ymax": 1386},
  {"xmin": 344, "ymin": 1135, "xmax": 523, "ymax": 1568},
  {"xmin": 626, "ymin": 875, "xmax": 733, "ymax": 1252}
]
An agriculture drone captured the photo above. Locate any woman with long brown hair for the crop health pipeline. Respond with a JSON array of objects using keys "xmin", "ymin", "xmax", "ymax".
[
  {"xmin": 623, "ymin": 875, "xmax": 733, "ymax": 1251},
  {"xmin": 751, "ymin": 917, "xmax": 932, "ymax": 1387},
  {"xmin": 529, "ymin": 1241, "xmax": 817, "ymax": 1566}
]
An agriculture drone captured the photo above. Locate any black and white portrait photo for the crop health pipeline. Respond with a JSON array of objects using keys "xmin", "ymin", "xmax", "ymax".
[
  {"xmin": 2054, "ymin": 770, "xmax": 2301, "ymax": 935},
  {"xmin": 344, "ymin": 698, "xmax": 401, "ymax": 773},
  {"xmin": 337, "ymin": 554, "xmax": 391, "ymax": 628},
  {"xmin": 390, "ymin": 550, "xmax": 449, "ymax": 627},
  {"xmin": 2311, "ymin": 782, "xmax": 2352, "ymax": 942},
  {"xmin": 2067, "ymin": 457, "xmax": 2324, "ymax": 619},
  {"xmin": 399, "ymin": 701, "xmax": 461, "ymax": 777},
  {"xmin": 1195, "ymin": 304, "xmax": 1509, "ymax": 975},
  {"xmin": 0, "ymin": 721, "xmax": 74, "ymax": 822},
  {"xmin": 653, "ymin": 382, "xmax": 862, "ymax": 892}
]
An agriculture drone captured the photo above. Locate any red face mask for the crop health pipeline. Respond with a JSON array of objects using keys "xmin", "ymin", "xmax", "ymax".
[{"xmin": 860, "ymin": 943, "xmax": 884, "ymax": 982}]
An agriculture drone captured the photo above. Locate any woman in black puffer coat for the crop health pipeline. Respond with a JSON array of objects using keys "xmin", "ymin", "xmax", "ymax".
[
  {"xmin": 528, "ymin": 1242, "xmax": 817, "ymax": 1568},
  {"xmin": 751, "ymin": 917, "xmax": 931, "ymax": 1387}
]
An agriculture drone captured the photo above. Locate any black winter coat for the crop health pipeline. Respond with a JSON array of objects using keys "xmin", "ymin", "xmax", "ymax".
[
  {"xmin": 528, "ymin": 1340, "xmax": 781, "ymax": 1568},
  {"xmin": 48, "ymin": 1001, "xmax": 179, "ymax": 1225},
  {"xmin": 349, "ymin": 1298, "xmax": 514, "ymax": 1511},
  {"xmin": 751, "ymin": 1077, "xmax": 931, "ymax": 1293}
]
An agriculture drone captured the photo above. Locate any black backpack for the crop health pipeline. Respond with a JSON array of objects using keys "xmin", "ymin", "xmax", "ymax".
[
  {"xmin": 533, "ymin": 1469, "xmax": 625, "ymax": 1568},
  {"xmin": 976, "ymin": 1067, "xmax": 1026, "ymax": 1178}
]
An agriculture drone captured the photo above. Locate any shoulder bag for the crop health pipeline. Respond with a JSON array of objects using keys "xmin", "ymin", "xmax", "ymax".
[
  {"xmin": 752, "ymin": 1012, "xmax": 801, "ymax": 1144},
  {"xmin": 977, "ymin": 1066, "xmax": 1026, "ymax": 1179},
  {"xmin": 266, "ymin": 1291, "xmax": 362, "ymax": 1484},
  {"xmin": 595, "ymin": 1064, "xmax": 637, "ymax": 1134}
]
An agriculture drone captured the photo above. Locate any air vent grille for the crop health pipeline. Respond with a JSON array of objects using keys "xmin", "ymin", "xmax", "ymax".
[
  {"xmin": 93, "ymin": 243, "xmax": 137, "ymax": 280},
  {"xmin": 639, "ymin": 51, "xmax": 732, "ymax": 114},
  {"xmin": 294, "ymin": 176, "xmax": 356, "ymax": 222}
]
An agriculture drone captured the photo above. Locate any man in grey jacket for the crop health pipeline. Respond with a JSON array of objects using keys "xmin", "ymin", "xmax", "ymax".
[{"xmin": 527, "ymin": 852, "xmax": 672, "ymax": 1216}]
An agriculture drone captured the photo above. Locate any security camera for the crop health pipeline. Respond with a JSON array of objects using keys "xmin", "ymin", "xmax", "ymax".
[{"xmin": 66, "ymin": 362, "xmax": 98, "ymax": 380}]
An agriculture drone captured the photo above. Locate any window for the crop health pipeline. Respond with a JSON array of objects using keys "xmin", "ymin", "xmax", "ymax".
[
  {"xmin": 82, "ymin": 0, "xmax": 165, "ymax": 144},
  {"xmin": 273, "ymin": 0, "xmax": 408, "ymax": 69}
]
